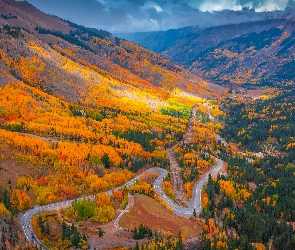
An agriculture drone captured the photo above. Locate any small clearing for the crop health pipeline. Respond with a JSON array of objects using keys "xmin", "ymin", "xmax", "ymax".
[
  {"xmin": 168, "ymin": 105, "xmax": 199, "ymax": 202},
  {"xmin": 166, "ymin": 147, "xmax": 186, "ymax": 201},
  {"xmin": 120, "ymin": 194, "xmax": 202, "ymax": 239}
]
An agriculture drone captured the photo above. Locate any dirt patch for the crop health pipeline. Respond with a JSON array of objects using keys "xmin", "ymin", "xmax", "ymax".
[
  {"xmin": 168, "ymin": 105, "xmax": 199, "ymax": 202},
  {"xmin": 79, "ymin": 217, "xmax": 147, "ymax": 250},
  {"xmin": 248, "ymin": 182, "xmax": 257, "ymax": 192},
  {"xmin": 0, "ymin": 157, "xmax": 41, "ymax": 205},
  {"xmin": 166, "ymin": 147, "xmax": 186, "ymax": 202},
  {"xmin": 0, "ymin": 158, "xmax": 32, "ymax": 188},
  {"xmin": 120, "ymin": 194, "xmax": 202, "ymax": 239},
  {"xmin": 183, "ymin": 105, "xmax": 198, "ymax": 144}
]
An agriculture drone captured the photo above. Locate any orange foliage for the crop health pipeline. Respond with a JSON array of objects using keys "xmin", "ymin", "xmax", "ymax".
[
  {"xmin": 10, "ymin": 190, "xmax": 32, "ymax": 211},
  {"xmin": 162, "ymin": 180, "xmax": 175, "ymax": 200},
  {"xmin": 129, "ymin": 180, "xmax": 154, "ymax": 197},
  {"xmin": 210, "ymin": 107, "xmax": 226, "ymax": 117},
  {"xmin": 219, "ymin": 180, "xmax": 251, "ymax": 202},
  {"xmin": 0, "ymin": 203, "xmax": 11, "ymax": 218},
  {"xmin": 184, "ymin": 182, "xmax": 193, "ymax": 199},
  {"xmin": 57, "ymin": 142, "xmax": 91, "ymax": 166},
  {"xmin": 140, "ymin": 171, "xmax": 159, "ymax": 184},
  {"xmin": 202, "ymin": 190, "xmax": 209, "ymax": 209},
  {"xmin": 0, "ymin": 129, "xmax": 52, "ymax": 156},
  {"xmin": 95, "ymin": 193, "xmax": 113, "ymax": 207}
]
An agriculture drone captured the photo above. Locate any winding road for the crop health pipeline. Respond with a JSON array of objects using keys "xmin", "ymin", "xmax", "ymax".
[
  {"xmin": 20, "ymin": 104, "xmax": 226, "ymax": 249},
  {"xmin": 152, "ymin": 158, "xmax": 223, "ymax": 217}
]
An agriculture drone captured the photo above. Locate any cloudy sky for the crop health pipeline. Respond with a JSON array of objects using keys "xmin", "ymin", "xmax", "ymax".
[{"xmin": 25, "ymin": 0, "xmax": 295, "ymax": 32}]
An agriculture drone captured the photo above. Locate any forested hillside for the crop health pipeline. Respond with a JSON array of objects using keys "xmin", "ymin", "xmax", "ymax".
[
  {"xmin": 160, "ymin": 18, "xmax": 295, "ymax": 86},
  {"xmin": 0, "ymin": 0, "xmax": 223, "ymax": 101},
  {"xmin": 200, "ymin": 89, "xmax": 295, "ymax": 250},
  {"xmin": 2, "ymin": 0, "xmax": 295, "ymax": 249},
  {"xmin": 221, "ymin": 88, "xmax": 295, "ymax": 152},
  {"xmin": 0, "ymin": 0, "xmax": 226, "ymax": 249}
]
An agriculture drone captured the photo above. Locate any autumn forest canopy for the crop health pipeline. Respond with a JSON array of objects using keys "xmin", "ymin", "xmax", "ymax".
[{"xmin": 0, "ymin": 0, "xmax": 295, "ymax": 249}]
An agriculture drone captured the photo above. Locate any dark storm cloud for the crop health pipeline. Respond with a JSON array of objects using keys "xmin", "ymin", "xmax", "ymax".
[{"xmin": 24, "ymin": 0, "xmax": 295, "ymax": 32}]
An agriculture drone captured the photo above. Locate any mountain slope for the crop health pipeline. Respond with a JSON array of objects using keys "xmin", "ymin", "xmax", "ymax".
[
  {"xmin": 0, "ymin": 2, "xmax": 227, "ymax": 248},
  {"xmin": 0, "ymin": 0, "xmax": 224, "ymax": 102},
  {"xmin": 160, "ymin": 18, "xmax": 295, "ymax": 86},
  {"xmin": 115, "ymin": 26, "xmax": 202, "ymax": 53}
]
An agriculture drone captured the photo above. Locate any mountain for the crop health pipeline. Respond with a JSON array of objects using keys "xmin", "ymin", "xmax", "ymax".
[
  {"xmin": 115, "ymin": 26, "xmax": 202, "ymax": 53},
  {"xmin": 0, "ymin": 2, "xmax": 228, "ymax": 248},
  {"xmin": 160, "ymin": 18, "xmax": 295, "ymax": 86},
  {"xmin": 2, "ymin": 1, "xmax": 295, "ymax": 250},
  {"xmin": 114, "ymin": 31, "xmax": 155, "ymax": 48},
  {"xmin": 0, "ymin": 0, "xmax": 224, "ymax": 103}
]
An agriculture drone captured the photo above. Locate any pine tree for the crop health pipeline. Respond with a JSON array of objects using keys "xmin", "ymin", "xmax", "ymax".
[
  {"xmin": 175, "ymin": 232, "xmax": 183, "ymax": 250},
  {"xmin": 71, "ymin": 230, "xmax": 80, "ymax": 247},
  {"xmin": 102, "ymin": 154, "xmax": 111, "ymax": 168},
  {"xmin": 82, "ymin": 234, "xmax": 87, "ymax": 241},
  {"xmin": 133, "ymin": 227, "xmax": 138, "ymax": 240},
  {"xmin": 71, "ymin": 223, "xmax": 76, "ymax": 235},
  {"xmin": 193, "ymin": 208, "xmax": 197, "ymax": 217},
  {"xmin": 138, "ymin": 224, "xmax": 144, "ymax": 239},
  {"xmin": 65, "ymin": 225, "xmax": 71, "ymax": 240},
  {"xmin": 98, "ymin": 228, "xmax": 103, "ymax": 237},
  {"xmin": 45, "ymin": 219, "xmax": 50, "ymax": 235},
  {"xmin": 61, "ymin": 221, "xmax": 67, "ymax": 240},
  {"xmin": 3, "ymin": 189, "xmax": 10, "ymax": 210},
  {"xmin": 37, "ymin": 215, "xmax": 45, "ymax": 234}
]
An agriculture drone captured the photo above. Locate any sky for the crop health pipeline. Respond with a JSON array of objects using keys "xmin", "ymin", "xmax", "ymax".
[{"xmin": 24, "ymin": 0, "xmax": 295, "ymax": 33}]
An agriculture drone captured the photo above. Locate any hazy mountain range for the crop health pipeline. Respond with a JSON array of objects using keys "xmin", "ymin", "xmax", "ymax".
[{"xmin": 118, "ymin": 18, "xmax": 295, "ymax": 86}]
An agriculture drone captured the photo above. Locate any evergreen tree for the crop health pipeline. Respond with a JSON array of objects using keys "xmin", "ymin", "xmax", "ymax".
[
  {"xmin": 61, "ymin": 221, "xmax": 67, "ymax": 240},
  {"xmin": 193, "ymin": 208, "xmax": 197, "ymax": 217},
  {"xmin": 102, "ymin": 154, "xmax": 111, "ymax": 168},
  {"xmin": 133, "ymin": 227, "xmax": 138, "ymax": 240},
  {"xmin": 175, "ymin": 232, "xmax": 183, "ymax": 250},
  {"xmin": 71, "ymin": 230, "xmax": 80, "ymax": 247},
  {"xmin": 135, "ymin": 241, "xmax": 139, "ymax": 250},
  {"xmin": 37, "ymin": 216, "xmax": 45, "ymax": 234},
  {"xmin": 45, "ymin": 219, "xmax": 50, "ymax": 235}
]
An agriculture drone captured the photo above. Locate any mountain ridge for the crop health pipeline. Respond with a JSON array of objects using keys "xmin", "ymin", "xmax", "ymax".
[
  {"xmin": 160, "ymin": 18, "xmax": 295, "ymax": 86},
  {"xmin": 0, "ymin": 0, "xmax": 224, "ymax": 102},
  {"xmin": 115, "ymin": 26, "xmax": 202, "ymax": 53},
  {"xmin": 115, "ymin": 17, "xmax": 295, "ymax": 86}
]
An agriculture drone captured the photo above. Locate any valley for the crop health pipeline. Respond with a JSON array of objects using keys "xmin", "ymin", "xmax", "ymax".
[
  {"xmin": 0, "ymin": 0, "xmax": 295, "ymax": 249},
  {"xmin": 123, "ymin": 19, "xmax": 295, "ymax": 87},
  {"xmin": 18, "ymin": 101, "xmax": 225, "ymax": 249}
]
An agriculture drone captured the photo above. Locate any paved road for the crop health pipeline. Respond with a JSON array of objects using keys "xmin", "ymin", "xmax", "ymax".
[
  {"xmin": 206, "ymin": 105, "xmax": 228, "ymax": 146},
  {"xmin": 152, "ymin": 158, "xmax": 224, "ymax": 217},
  {"xmin": 20, "ymin": 104, "xmax": 226, "ymax": 248},
  {"xmin": 21, "ymin": 163, "xmax": 224, "ymax": 249},
  {"xmin": 215, "ymin": 133, "xmax": 228, "ymax": 146},
  {"xmin": 114, "ymin": 193, "xmax": 134, "ymax": 230},
  {"xmin": 20, "ymin": 173, "xmax": 141, "ymax": 248},
  {"xmin": 20, "ymin": 167, "xmax": 160, "ymax": 248}
]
